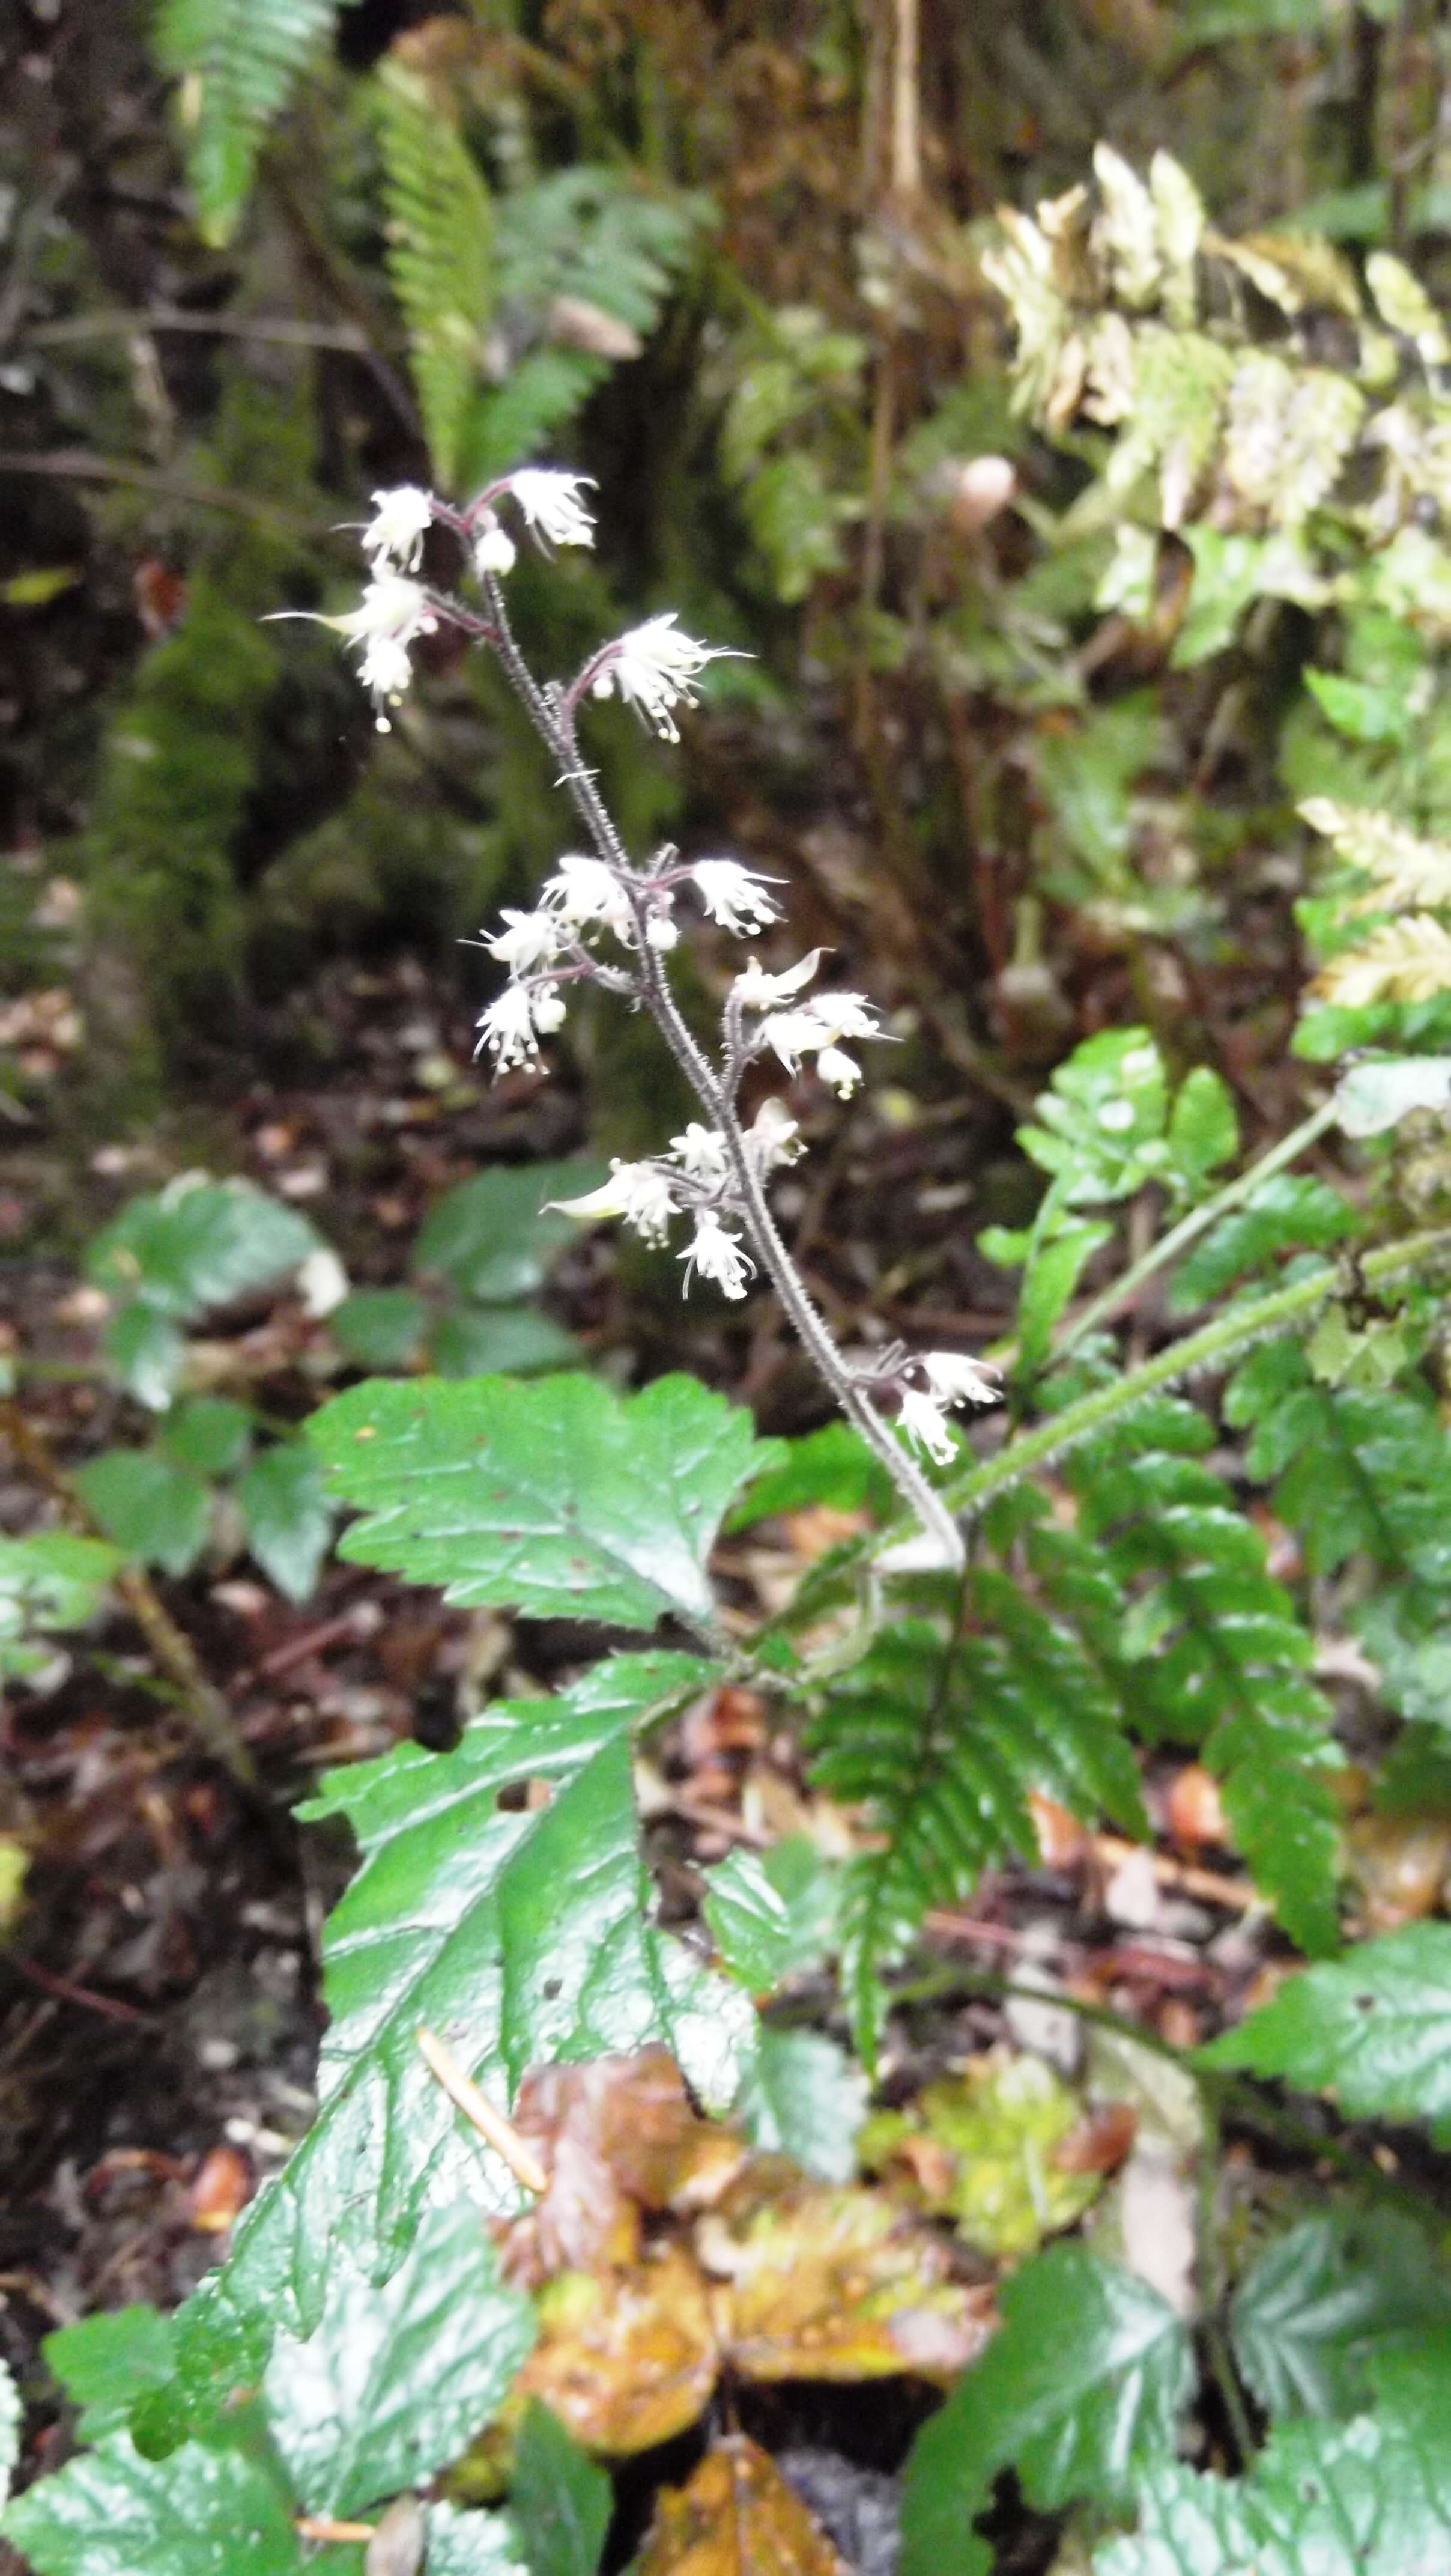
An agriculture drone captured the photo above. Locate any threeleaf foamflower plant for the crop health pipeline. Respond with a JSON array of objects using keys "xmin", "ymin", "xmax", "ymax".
[{"xmin": 311, "ymin": 467, "xmax": 1001, "ymax": 1565}]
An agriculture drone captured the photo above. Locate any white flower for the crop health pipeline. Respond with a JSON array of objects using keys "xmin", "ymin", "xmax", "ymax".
[
  {"xmin": 544, "ymin": 855, "xmax": 635, "ymax": 939},
  {"xmin": 485, "ymin": 908, "xmax": 565, "ymax": 974},
  {"xmin": 691, "ymin": 860, "xmax": 783, "ymax": 936},
  {"xmin": 921, "ymin": 1351, "xmax": 1001, "ymax": 1410},
  {"xmin": 758, "ymin": 989, "xmax": 882, "ymax": 1077},
  {"xmin": 360, "ymin": 485, "xmax": 434, "ymax": 570},
  {"xmin": 590, "ymin": 614, "xmax": 739, "ymax": 742},
  {"xmin": 680, "ymin": 1209, "xmax": 756, "ymax": 1300},
  {"xmin": 475, "ymin": 980, "xmax": 565, "ymax": 1071},
  {"xmin": 645, "ymin": 895, "xmax": 679, "ymax": 950},
  {"xmin": 671, "ymin": 1123, "xmax": 731, "ymax": 1183},
  {"xmin": 474, "ymin": 513, "xmax": 518, "ymax": 578},
  {"xmin": 815, "ymin": 1045, "xmax": 862, "ymax": 1097},
  {"xmin": 732, "ymin": 950, "xmax": 823, "ymax": 1012},
  {"xmin": 548, "ymin": 1160, "xmax": 677, "ymax": 1246},
  {"xmin": 745, "ymin": 1099, "xmax": 802, "ymax": 1171},
  {"xmin": 329, "ymin": 574, "xmax": 438, "ymax": 728},
  {"xmin": 507, "ymin": 469, "xmax": 596, "ymax": 551},
  {"xmin": 897, "ymin": 1387, "xmax": 956, "ymax": 1464}
]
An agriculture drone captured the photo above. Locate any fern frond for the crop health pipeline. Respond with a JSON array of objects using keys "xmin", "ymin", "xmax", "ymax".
[
  {"xmin": 155, "ymin": 0, "xmax": 350, "ymax": 245},
  {"xmin": 814, "ymin": 1392, "xmax": 1342, "ymax": 2050},
  {"xmin": 1064, "ymin": 1397, "xmax": 1341, "ymax": 1951},
  {"xmin": 1310, "ymin": 916, "xmax": 1451, "ymax": 1009},
  {"xmin": 374, "ymin": 61, "xmax": 494, "ymax": 487},
  {"xmin": 1227, "ymin": 1338, "xmax": 1451, "ymax": 1583},
  {"xmin": 814, "ymin": 1597, "xmax": 1149, "ymax": 2059},
  {"xmin": 1300, "ymin": 801, "xmax": 1451, "ymax": 910},
  {"xmin": 1166, "ymin": 1173, "xmax": 1360, "ymax": 1314}
]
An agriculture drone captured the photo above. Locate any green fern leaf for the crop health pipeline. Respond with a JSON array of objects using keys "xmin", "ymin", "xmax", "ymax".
[
  {"xmin": 1227, "ymin": 1341, "xmax": 1451, "ymax": 1582},
  {"xmin": 1067, "ymin": 1397, "xmax": 1341, "ymax": 1952},
  {"xmin": 154, "ymin": 0, "xmax": 351, "ymax": 246},
  {"xmin": 1166, "ymin": 1173, "xmax": 1359, "ymax": 1313},
  {"xmin": 374, "ymin": 61, "xmax": 494, "ymax": 486},
  {"xmin": 813, "ymin": 1587, "xmax": 1149, "ymax": 2058}
]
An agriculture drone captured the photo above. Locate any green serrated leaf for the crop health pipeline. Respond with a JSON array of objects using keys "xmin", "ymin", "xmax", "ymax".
[
  {"xmin": 133, "ymin": 1654, "xmax": 744, "ymax": 2451},
  {"xmin": 1230, "ymin": 2210, "xmax": 1451, "ymax": 2421},
  {"xmin": 1166, "ymin": 1066, "xmax": 1240, "ymax": 1188},
  {"xmin": 901, "ymin": 2245, "xmax": 1194, "ymax": 2576},
  {"xmin": 87, "ymin": 1180, "xmax": 320, "ymax": 1323},
  {"xmin": 263, "ymin": 2204, "xmax": 534, "ymax": 2517},
  {"xmin": 44, "ymin": 2307, "xmax": 178, "ymax": 2443},
  {"xmin": 0, "ymin": 1533, "xmax": 121, "ymax": 1675},
  {"xmin": 414, "ymin": 1160, "xmax": 608, "ymax": 1304},
  {"xmin": 330, "ymin": 1290, "xmax": 429, "ymax": 1372},
  {"xmin": 431, "ymin": 1307, "xmax": 582, "ymax": 1381},
  {"xmin": 1201, "ymin": 1926, "xmax": 1451, "ymax": 2140},
  {"xmin": 724, "ymin": 1424, "xmax": 892, "ymax": 1531},
  {"xmin": 426, "ymin": 2501, "xmax": 529, "ymax": 2575},
  {"xmin": 309, "ymin": 1373, "xmax": 763, "ymax": 1633},
  {"xmin": 74, "ymin": 1450, "xmax": 210, "ymax": 1578},
  {"xmin": 236, "ymin": 1445, "xmax": 333, "ymax": 1604},
  {"xmin": 1, "ymin": 2431, "xmax": 302, "ymax": 2576},
  {"xmin": 736, "ymin": 2028, "xmax": 868, "ymax": 2183},
  {"xmin": 160, "ymin": 1398, "xmax": 253, "ymax": 1478},
  {"xmin": 105, "ymin": 1303, "xmax": 187, "ymax": 1411},
  {"xmin": 507, "ymin": 2401, "xmax": 611, "ymax": 2576},
  {"xmin": 702, "ymin": 1839, "xmax": 842, "ymax": 1994},
  {"xmin": 1097, "ymin": 2334, "xmax": 1451, "ymax": 2576}
]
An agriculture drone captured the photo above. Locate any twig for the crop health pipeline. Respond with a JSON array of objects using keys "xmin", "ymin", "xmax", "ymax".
[
  {"xmin": 28, "ymin": 308, "xmax": 370, "ymax": 352},
  {"xmin": 1, "ymin": 1952, "xmax": 160, "ymax": 2028},
  {"xmin": 296, "ymin": 2518, "xmax": 377, "ymax": 2545},
  {"xmin": 0, "ymin": 1399, "xmax": 258, "ymax": 1788},
  {"xmin": 0, "ymin": 449, "xmax": 338, "ymax": 545},
  {"xmin": 416, "ymin": 2026, "xmax": 548, "ymax": 2194}
]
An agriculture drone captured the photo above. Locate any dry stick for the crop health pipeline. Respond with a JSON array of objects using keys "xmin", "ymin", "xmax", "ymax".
[
  {"xmin": 296, "ymin": 2519, "xmax": 377, "ymax": 2545},
  {"xmin": 0, "ymin": 1399, "xmax": 258, "ymax": 1788},
  {"xmin": 416, "ymin": 2026, "xmax": 549, "ymax": 2195}
]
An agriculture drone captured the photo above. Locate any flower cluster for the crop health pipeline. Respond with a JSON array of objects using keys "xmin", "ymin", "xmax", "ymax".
[
  {"xmin": 307, "ymin": 467, "xmax": 1000, "ymax": 1563},
  {"xmin": 547, "ymin": 1101, "xmax": 801, "ymax": 1302}
]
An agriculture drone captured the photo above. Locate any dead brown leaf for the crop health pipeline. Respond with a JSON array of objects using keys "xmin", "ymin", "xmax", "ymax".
[{"xmin": 635, "ymin": 2438, "xmax": 847, "ymax": 2576}]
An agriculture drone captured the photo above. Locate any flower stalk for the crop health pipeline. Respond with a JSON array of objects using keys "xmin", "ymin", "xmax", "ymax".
[{"xmin": 308, "ymin": 472, "xmax": 1007, "ymax": 1567}]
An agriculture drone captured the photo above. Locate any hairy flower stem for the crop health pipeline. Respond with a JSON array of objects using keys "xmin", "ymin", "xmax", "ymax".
[{"xmin": 477, "ymin": 573, "xmax": 967, "ymax": 1569}]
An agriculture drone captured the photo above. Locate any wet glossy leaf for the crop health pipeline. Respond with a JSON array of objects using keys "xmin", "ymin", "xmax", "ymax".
[
  {"xmin": 861, "ymin": 2053, "xmax": 1103, "ymax": 2260},
  {"xmin": 901, "ymin": 2245, "xmax": 1193, "ymax": 2576},
  {"xmin": 414, "ymin": 1159, "xmax": 608, "ymax": 1304},
  {"xmin": 507, "ymin": 2401, "xmax": 611, "ymax": 2576},
  {"xmin": 1334, "ymin": 1055, "xmax": 1451, "ymax": 1137},
  {"xmin": 703, "ymin": 1841, "xmax": 842, "ymax": 1994},
  {"xmin": 263, "ymin": 2204, "xmax": 535, "ymax": 2516},
  {"xmin": 135, "ymin": 1656, "xmax": 744, "ymax": 2452},
  {"xmin": 74, "ymin": 1450, "xmax": 210, "ymax": 1578},
  {"xmin": 0, "ymin": 2432, "xmax": 303, "ymax": 2576},
  {"xmin": 106, "ymin": 1302, "xmax": 187, "ymax": 1409},
  {"xmin": 236, "ymin": 1445, "xmax": 335, "ymax": 1603},
  {"xmin": 1200, "ymin": 1925, "xmax": 1451, "ymax": 2140},
  {"xmin": 1230, "ymin": 2210, "xmax": 1451, "ymax": 2420},
  {"xmin": 309, "ymin": 1373, "xmax": 765, "ymax": 1632},
  {"xmin": 1098, "ymin": 2334, "xmax": 1451, "ymax": 2576},
  {"xmin": 44, "ymin": 2306, "xmax": 178, "ymax": 2442},
  {"xmin": 635, "ymin": 2438, "xmax": 846, "ymax": 2575},
  {"xmin": 425, "ymin": 2502, "xmax": 528, "ymax": 2576},
  {"xmin": 736, "ymin": 2031, "xmax": 868, "ymax": 2183}
]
